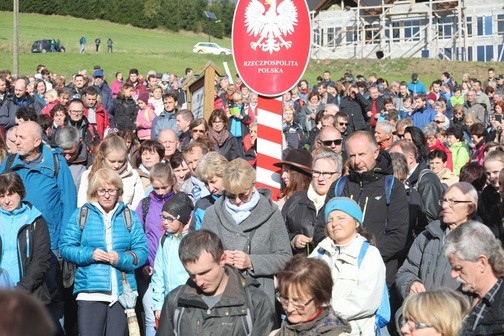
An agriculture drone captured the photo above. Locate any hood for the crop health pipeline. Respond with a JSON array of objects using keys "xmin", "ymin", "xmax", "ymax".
[
  {"xmin": 0, "ymin": 202, "xmax": 42, "ymax": 225},
  {"xmin": 349, "ymin": 149, "xmax": 394, "ymax": 183}
]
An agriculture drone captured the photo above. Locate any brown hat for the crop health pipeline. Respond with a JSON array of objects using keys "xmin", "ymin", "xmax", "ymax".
[{"xmin": 273, "ymin": 149, "xmax": 312, "ymax": 175}]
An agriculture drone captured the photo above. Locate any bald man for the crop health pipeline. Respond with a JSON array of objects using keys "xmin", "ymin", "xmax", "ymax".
[
  {"xmin": 157, "ymin": 128, "xmax": 178, "ymax": 161},
  {"xmin": 0, "ymin": 121, "xmax": 76, "ymax": 334},
  {"xmin": 317, "ymin": 126, "xmax": 343, "ymax": 154},
  {"xmin": 0, "ymin": 79, "xmax": 42, "ymax": 129}
]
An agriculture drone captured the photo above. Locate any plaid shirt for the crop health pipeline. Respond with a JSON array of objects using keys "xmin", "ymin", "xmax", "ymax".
[{"xmin": 465, "ymin": 278, "xmax": 503, "ymax": 332}]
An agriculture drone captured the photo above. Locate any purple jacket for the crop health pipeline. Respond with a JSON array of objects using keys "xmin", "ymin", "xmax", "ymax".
[{"xmin": 135, "ymin": 191, "xmax": 175, "ymax": 266}]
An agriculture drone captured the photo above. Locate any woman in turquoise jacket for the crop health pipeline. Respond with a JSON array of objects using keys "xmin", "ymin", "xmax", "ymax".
[{"xmin": 60, "ymin": 167, "xmax": 147, "ymax": 336}]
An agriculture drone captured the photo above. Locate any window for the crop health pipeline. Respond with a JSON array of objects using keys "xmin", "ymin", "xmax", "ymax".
[
  {"xmin": 477, "ymin": 45, "xmax": 493, "ymax": 62},
  {"xmin": 468, "ymin": 46, "xmax": 473, "ymax": 61},
  {"xmin": 346, "ymin": 27, "xmax": 357, "ymax": 44},
  {"xmin": 498, "ymin": 14, "xmax": 504, "ymax": 35},
  {"xmin": 404, "ymin": 20, "xmax": 421, "ymax": 42},
  {"xmin": 466, "ymin": 17, "xmax": 473, "ymax": 37},
  {"xmin": 438, "ymin": 17, "xmax": 456, "ymax": 39},
  {"xmin": 477, "ymin": 16, "xmax": 493, "ymax": 36}
]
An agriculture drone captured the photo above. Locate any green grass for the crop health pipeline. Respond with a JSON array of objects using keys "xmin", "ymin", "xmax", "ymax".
[{"xmin": 0, "ymin": 11, "xmax": 501, "ymax": 87}]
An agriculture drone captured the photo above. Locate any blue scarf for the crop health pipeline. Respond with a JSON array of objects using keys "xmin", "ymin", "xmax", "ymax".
[{"xmin": 224, "ymin": 189, "xmax": 260, "ymax": 225}]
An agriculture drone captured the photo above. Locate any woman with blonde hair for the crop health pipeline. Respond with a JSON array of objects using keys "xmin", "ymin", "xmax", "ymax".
[
  {"xmin": 400, "ymin": 289, "xmax": 469, "ymax": 336},
  {"xmin": 202, "ymin": 158, "xmax": 292, "ymax": 307},
  {"xmin": 78, "ymin": 134, "xmax": 144, "ymax": 208}
]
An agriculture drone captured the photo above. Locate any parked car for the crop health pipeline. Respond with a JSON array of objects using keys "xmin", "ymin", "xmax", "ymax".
[
  {"xmin": 31, "ymin": 39, "xmax": 65, "ymax": 53},
  {"xmin": 192, "ymin": 42, "xmax": 231, "ymax": 55}
]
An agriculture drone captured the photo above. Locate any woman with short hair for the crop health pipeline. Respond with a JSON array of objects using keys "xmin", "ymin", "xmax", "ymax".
[
  {"xmin": 60, "ymin": 168, "xmax": 148, "ymax": 336},
  {"xmin": 271, "ymin": 255, "xmax": 351, "ymax": 336},
  {"xmin": 208, "ymin": 109, "xmax": 239, "ymax": 161}
]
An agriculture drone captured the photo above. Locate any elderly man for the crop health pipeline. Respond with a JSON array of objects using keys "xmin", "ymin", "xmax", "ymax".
[
  {"xmin": 66, "ymin": 99, "xmax": 100, "ymax": 151},
  {"xmin": 157, "ymin": 128, "xmax": 178, "ymax": 161},
  {"xmin": 0, "ymin": 121, "xmax": 76, "ymax": 335},
  {"xmin": 375, "ymin": 120, "xmax": 394, "ymax": 151},
  {"xmin": 464, "ymin": 90, "xmax": 486, "ymax": 124},
  {"xmin": 0, "ymin": 78, "xmax": 42, "ymax": 129},
  {"xmin": 444, "ymin": 221, "xmax": 504, "ymax": 335},
  {"xmin": 314, "ymin": 131, "xmax": 409, "ymax": 286},
  {"xmin": 181, "ymin": 141, "xmax": 210, "ymax": 202},
  {"xmin": 396, "ymin": 182, "xmax": 478, "ymax": 299}
]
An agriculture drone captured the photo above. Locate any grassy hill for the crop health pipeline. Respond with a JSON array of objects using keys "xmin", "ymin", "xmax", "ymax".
[{"xmin": 0, "ymin": 11, "xmax": 501, "ymax": 86}]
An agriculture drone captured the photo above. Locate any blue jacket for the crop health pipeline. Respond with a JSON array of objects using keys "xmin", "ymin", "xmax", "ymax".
[
  {"xmin": 407, "ymin": 82, "xmax": 427, "ymax": 96},
  {"xmin": 60, "ymin": 202, "xmax": 148, "ymax": 295},
  {"xmin": 0, "ymin": 146, "xmax": 77, "ymax": 250},
  {"xmin": 411, "ymin": 105, "xmax": 436, "ymax": 130},
  {"xmin": 151, "ymin": 110, "xmax": 179, "ymax": 140}
]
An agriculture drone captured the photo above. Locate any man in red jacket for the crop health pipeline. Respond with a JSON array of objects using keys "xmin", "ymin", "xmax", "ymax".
[{"xmin": 82, "ymin": 86, "xmax": 110, "ymax": 140}]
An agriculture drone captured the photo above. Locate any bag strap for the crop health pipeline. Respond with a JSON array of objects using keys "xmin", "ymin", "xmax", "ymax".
[
  {"xmin": 123, "ymin": 207, "xmax": 133, "ymax": 232},
  {"xmin": 52, "ymin": 152, "xmax": 59, "ymax": 178},
  {"xmin": 334, "ymin": 175, "xmax": 348, "ymax": 197},
  {"xmin": 3, "ymin": 153, "xmax": 16, "ymax": 173},
  {"xmin": 384, "ymin": 175, "xmax": 394, "ymax": 205},
  {"xmin": 243, "ymin": 282, "xmax": 254, "ymax": 336},
  {"xmin": 357, "ymin": 241, "xmax": 370, "ymax": 268},
  {"xmin": 79, "ymin": 206, "xmax": 89, "ymax": 231},
  {"xmin": 141, "ymin": 197, "xmax": 150, "ymax": 229}
]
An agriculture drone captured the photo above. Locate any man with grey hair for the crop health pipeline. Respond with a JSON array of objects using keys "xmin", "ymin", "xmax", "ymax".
[
  {"xmin": 444, "ymin": 221, "xmax": 504, "ymax": 335},
  {"xmin": 374, "ymin": 120, "xmax": 394, "ymax": 151},
  {"xmin": 464, "ymin": 90, "xmax": 486, "ymax": 124},
  {"xmin": 0, "ymin": 78, "xmax": 42, "ymax": 130},
  {"xmin": 54, "ymin": 126, "xmax": 93, "ymax": 190},
  {"xmin": 5, "ymin": 125, "xmax": 17, "ymax": 154},
  {"xmin": 323, "ymin": 103, "xmax": 339, "ymax": 116},
  {"xmin": 396, "ymin": 182, "xmax": 478, "ymax": 299}
]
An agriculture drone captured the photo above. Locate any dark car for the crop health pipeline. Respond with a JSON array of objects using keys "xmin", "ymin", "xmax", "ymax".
[{"xmin": 31, "ymin": 39, "xmax": 65, "ymax": 53}]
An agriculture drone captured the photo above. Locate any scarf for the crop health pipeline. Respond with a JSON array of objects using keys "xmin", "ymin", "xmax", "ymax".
[
  {"xmin": 224, "ymin": 189, "xmax": 260, "ymax": 225},
  {"xmin": 306, "ymin": 184, "xmax": 326, "ymax": 215},
  {"xmin": 208, "ymin": 128, "xmax": 231, "ymax": 148}
]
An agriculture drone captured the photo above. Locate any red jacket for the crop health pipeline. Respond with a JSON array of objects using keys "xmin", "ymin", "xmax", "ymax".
[
  {"xmin": 429, "ymin": 139, "xmax": 453, "ymax": 171},
  {"xmin": 84, "ymin": 103, "xmax": 110, "ymax": 140}
]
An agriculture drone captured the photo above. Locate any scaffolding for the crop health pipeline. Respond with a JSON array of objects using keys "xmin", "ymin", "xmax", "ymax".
[{"xmin": 310, "ymin": 0, "xmax": 504, "ymax": 61}]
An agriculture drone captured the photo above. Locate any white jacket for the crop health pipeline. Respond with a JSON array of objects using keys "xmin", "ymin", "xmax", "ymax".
[
  {"xmin": 77, "ymin": 163, "xmax": 145, "ymax": 209},
  {"xmin": 310, "ymin": 234, "xmax": 386, "ymax": 336}
]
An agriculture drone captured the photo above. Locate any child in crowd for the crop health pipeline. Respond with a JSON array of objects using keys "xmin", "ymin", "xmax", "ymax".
[
  {"xmin": 399, "ymin": 96, "xmax": 414, "ymax": 119},
  {"xmin": 136, "ymin": 92, "xmax": 156, "ymax": 140},
  {"xmin": 149, "ymin": 85, "xmax": 164, "ymax": 116},
  {"xmin": 150, "ymin": 193, "xmax": 193, "ymax": 334},
  {"xmin": 136, "ymin": 162, "xmax": 177, "ymax": 336}
]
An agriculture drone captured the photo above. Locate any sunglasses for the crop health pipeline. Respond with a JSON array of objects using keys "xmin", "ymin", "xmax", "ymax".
[
  {"xmin": 192, "ymin": 129, "xmax": 206, "ymax": 134},
  {"xmin": 339, "ymin": 122, "xmax": 349, "ymax": 126},
  {"xmin": 319, "ymin": 139, "xmax": 342, "ymax": 146}
]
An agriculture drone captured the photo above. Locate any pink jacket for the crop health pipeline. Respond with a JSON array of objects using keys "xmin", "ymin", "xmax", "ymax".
[{"xmin": 135, "ymin": 106, "xmax": 156, "ymax": 140}]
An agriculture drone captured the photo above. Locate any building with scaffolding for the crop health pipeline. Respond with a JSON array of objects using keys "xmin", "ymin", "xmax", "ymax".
[{"xmin": 311, "ymin": 0, "xmax": 504, "ymax": 61}]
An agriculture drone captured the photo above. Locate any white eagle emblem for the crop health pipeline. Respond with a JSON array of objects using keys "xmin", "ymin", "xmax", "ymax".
[{"xmin": 244, "ymin": 0, "xmax": 298, "ymax": 54}]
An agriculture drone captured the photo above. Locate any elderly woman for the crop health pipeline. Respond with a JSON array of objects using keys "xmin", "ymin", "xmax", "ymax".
[
  {"xmin": 310, "ymin": 197, "xmax": 386, "ymax": 336},
  {"xmin": 78, "ymin": 134, "xmax": 145, "ymax": 208},
  {"xmin": 135, "ymin": 140, "xmax": 165, "ymax": 190},
  {"xmin": 400, "ymin": 289, "xmax": 469, "ymax": 336},
  {"xmin": 0, "ymin": 172, "xmax": 51, "ymax": 299},
  {"xmin": 395, "ymin": 182, "xmax": 478, "ymax": 300},
  {"xmin": 271, "ymin": 255, "xmax": 351, "ymax": 336},
  {"xmin": 201, "ymin": 158, "xmax": 292, "ymax": 306},
  {"xmin": 282, "ymin": 148, "xmax": 342, "ymax": 255},
  {"xmin": 60, "ymin": 168, "xmax": 148, "ymax": 336}
]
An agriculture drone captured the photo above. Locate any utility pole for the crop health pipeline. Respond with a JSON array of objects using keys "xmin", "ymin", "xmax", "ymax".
[{"xmin": 13, "ymin": 0, "xmax": 19, "ymax": 77}]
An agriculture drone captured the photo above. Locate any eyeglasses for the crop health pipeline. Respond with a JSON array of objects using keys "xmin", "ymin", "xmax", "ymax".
[
  {"xmin": 212, "ymin": 120, "xmax": 224, "ymax": 125},
  {"xmin": 339, "ymin": 122, "xmax": 349, "ymax": 126},
  {"xmin": 276, "ymin": 294, "xmax": 314, "ymax": 311},
  {"xmin": 192, "ymin": 129, "xmax": 206, "ymax": 134},
  {"xmin": 96, "ymin": 189, "xmax": 118, "ymax": 196},
  {"xmin": 438, "ymin": 199, "xmax": 472, "ymax": 207},
  {"xmin": 312, "ymin": 170, "xmax": 338, "ymax": 180},
  {"xmin": 397, "ymin": 133, "xmax": 405, "ymax": 139},
  {"xmin": 69, "ymin": 110, "xmax": 84, "ymax": 114},
  {"xmin": 160, "ymin": 214, "xmax": 177, "ymax": 222},
  {"xmin": 400, "ymin": 317, "xmax": 434, "ymax": 331},
  {"xmin": 319, "ymin": 139, "xmax": 342, "ymax": 146}
]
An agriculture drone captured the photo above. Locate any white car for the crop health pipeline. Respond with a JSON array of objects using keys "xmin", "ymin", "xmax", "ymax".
[{"xmin": 192, "ymin": 42, "xmax": 231, "ymax": 55}]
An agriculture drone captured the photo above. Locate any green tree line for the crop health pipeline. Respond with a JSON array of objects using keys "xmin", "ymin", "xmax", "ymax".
[{"xmin": 0, "ymin": 0, "xmax": 235, "ymax": 38}]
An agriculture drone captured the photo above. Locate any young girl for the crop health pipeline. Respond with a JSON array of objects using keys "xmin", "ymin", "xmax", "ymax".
[
  {"xmin": 132, "ymin": 162, "xmax": 177, "ymax": 336},
  {"xmin": 41, "ymin": 89, "xmax": 59, "ymax": 115},
  {"xmin": 150, "ymin": 192, "xmax": 193, "ymax": 335},
  {"xmin": 136, "ymin": 92, "xmax": 156, "ymax": 141}
]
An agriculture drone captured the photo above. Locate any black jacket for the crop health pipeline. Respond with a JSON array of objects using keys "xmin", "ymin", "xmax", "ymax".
[
  {"xmin": 339, "ymin": 93, "xmax": 368, "ymax": 133},
  {"xmin": 111, "ymin": 97, "xmax": 138, "ymax": 131},
  {"xmin": 282, "ymin": 191, "xmax": 317, "ymax": 255},
  {"xmin": 0, "ymin": 203, "xmax": 51, "ymax": 303},
  {"xmin": 314, "ymin": 150, "xmax": 409, "ymax": 285},
  {"xmin": 0, "ymin": 94, "xmax": 42, "ymax": 129}
]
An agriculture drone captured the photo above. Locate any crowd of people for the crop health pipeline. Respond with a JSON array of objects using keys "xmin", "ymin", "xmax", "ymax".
[{"xmin": 0, "ymin": 64, "xmax": 503, "ymax": 336}]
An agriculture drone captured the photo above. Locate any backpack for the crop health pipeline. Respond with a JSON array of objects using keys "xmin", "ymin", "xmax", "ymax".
[
  {"xmin": 4, "ymin": 152, "xmax": 59, "ymax": 178},
  {"xmin": 141, "ymin": 197, "xmax": 150, "ymax": 228},
  {"xmin": 169, "ymin": 276, "xmax": 255, "ymax": 336},
  {"xmin": 315, "ymin": 241, "xmax": 391, "ymax": 334},
  {"xmin": 62, "ymin": 206, "xmax": 133, "ymax": 288},
  {"xmin": 334, "ymin": 175, "xmax": 394, "ymax": 205}
]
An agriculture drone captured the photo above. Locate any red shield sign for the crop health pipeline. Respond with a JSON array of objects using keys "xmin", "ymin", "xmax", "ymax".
[{"xmin": 232, "ymin": 0, "xmax": 311, "ymax": 97}]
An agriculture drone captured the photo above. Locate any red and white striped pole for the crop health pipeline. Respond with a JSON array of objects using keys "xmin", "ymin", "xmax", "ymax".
[{"xmin": 255, "ymin": 96, "xmax": 283, "ymax": 200}]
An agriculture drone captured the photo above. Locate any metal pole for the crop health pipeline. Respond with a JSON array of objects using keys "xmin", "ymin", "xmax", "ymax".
[{"xmin": 13, "ymin": 0, "xmax": 19, "ymax": 77}]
